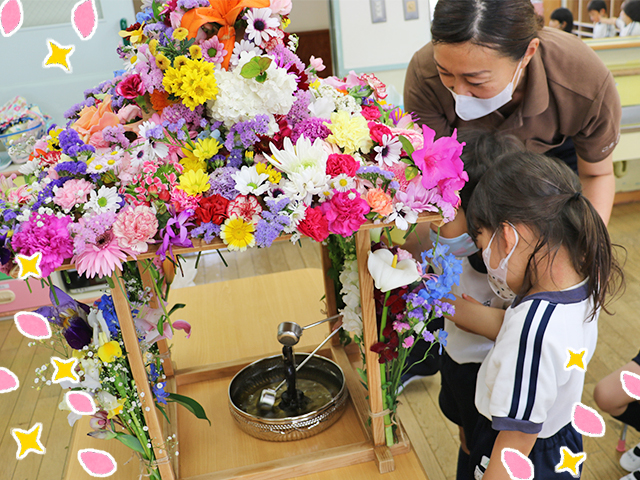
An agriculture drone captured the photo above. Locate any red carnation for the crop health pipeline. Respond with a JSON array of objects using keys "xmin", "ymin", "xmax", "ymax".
[
  {"xmin": 116, "ymin": 74, "xmax": 145, "ymax": 100},
  {"xmin": 298, "ymin": 206, "xmax": 329, "ymax": 242},
  {"xmin": 195, "ymin": 195, "xmax": 230, "ymax": 225},
  {"xmin": 326, "ymin": 153, "xmax": 359, "ymax": 177},
  {"xmin": 368, "ymin": 122, "xmax": 393, "ymax": 144}
]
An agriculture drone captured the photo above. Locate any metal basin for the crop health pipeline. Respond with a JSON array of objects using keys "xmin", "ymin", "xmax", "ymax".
[{"xmin": 229, "ymin": 353, "xmax": 348, "ymax": 442}]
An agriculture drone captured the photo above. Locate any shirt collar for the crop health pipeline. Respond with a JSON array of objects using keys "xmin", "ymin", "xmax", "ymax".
[{"xmin": 521, "ymin": 47, "xmax": 549, "ymax": 118}]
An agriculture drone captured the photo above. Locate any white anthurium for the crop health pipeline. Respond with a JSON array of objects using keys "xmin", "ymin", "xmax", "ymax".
[{"xmin": 367, "ymin": 248, "xmax": 420, "ymax": 293}]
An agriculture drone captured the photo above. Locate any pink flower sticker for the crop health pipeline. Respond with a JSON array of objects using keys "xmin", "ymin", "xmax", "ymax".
[
  {"xmin": 72, "ymin": 0, "xmax": 97, "ymax": 40},
  {"xmin": 621, "ymin": 370, "xmax": 640, "ymax": 401},
  {"xmin": 78, "ymin": 448, "xmax": 117, "ymax": 477},
  {"xmin": 66, "ymin": 391, "xmax": 97, "ymax": 416},
  {"xmin": 0, "ymin": 367, "xmax": 19, "ymax": 393},
  {"xmin": 0, "ymin": 0, "xmax": 23, "ymax": 37},
  {"xmin": 14, "ymin": 311, "xmax": 52, "ymax": 340},
  {"xmin": 501, "ymin": 448, "xmax": 534, "ymax": 480},
  {"xmin": 571, "ymin": 403, "xmax": 605, "ymax": 437}
]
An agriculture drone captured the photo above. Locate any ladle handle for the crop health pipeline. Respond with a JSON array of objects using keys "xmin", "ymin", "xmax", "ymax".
[
  {"xmin": 273, "ymin": 327, "xmax": 342, "ymax": 393},
  {"xmin": 302, "ymin": 313, "xmax": 342, "ymax": 330}
]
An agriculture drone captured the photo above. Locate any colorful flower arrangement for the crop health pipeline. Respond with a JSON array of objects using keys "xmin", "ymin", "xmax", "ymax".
[
  {"xmin": 0, "ymin": 0, "xmax": 466, "ymax": 280},
  {"xmin": 31, "ymin": 271, "xmax": 206, "ymax": 480}
]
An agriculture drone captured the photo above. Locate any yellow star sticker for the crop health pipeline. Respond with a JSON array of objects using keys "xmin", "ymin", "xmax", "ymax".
[
  {"xmin": 43, "ymin": 39, "xmax": 75, "ymax": 73},
  {"xmin": 16, "ymin": 252, "xmax": 43, "ymax": 280},
  {"xmin": 11, "ymin": 422, "xmax": 46, "ymax": 460},
  {"xmin": 566, "ymin": 349, "xmax": 587, "ymax": 371},
  {"xmin": 555, "ymin": 446, "xmax": 586, "ymax": 477},
  {"xmin": 50, "ymin": 356, "xmax": 79, "ymax": 384}
]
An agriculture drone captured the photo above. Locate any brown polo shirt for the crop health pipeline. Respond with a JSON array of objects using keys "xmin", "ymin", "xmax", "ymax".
[{"xmin": 403, "ymin": 28, "xmax": 621, "ymax": 163}]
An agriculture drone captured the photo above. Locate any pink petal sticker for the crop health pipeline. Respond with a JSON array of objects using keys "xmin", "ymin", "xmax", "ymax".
[
  {"xmin": 571, "ymin": 403, "xmax": 605, "ymax": 437},
  {"xmin": 0, "ymin": 367, "xmax": 19, "ymax": 393},
  {"xmin": 78, "ymin": 448, "xmax": 117, "ymax": 477},
  {"xmin": 14, "ymin": 311, "xmax": 52, "ymax": 340},
  {"xmin": 72, "ymin": 0, "xmax": 97, "ymax": 40},
  {"xmin": 66, "ymin": 391, "xmax": 97, "ymax": 415},
  {"xmin": 621, "ymin": 370, "xmax": 640, "ymax": 401},
  {"xmin": 0, "ymin": 0, "xmax": 23, "ymax": 37},
  {"xmin": 501, "ymin": 448, "xmax": 534, "ymax": 480}
]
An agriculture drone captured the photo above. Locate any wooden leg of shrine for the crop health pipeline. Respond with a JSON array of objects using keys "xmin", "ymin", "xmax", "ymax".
[
  {"xmin": 138, "ymin": 261, "xmax": 175, "ymax": 378},
  {"xmin": 320, "ymin": 245, "xmax": 341, "ymax": 347},
  {"xmin": 111, "ymin": 271, "xmax": 176, "ymax": 480}
]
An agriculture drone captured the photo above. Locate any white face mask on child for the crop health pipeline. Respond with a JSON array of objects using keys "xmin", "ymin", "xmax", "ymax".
[
  {"xmin": 482, "ymin": 224, "xmax": 519, "ymax": 301},
  {"xmin": 449, "ymin": 59, "xmax": 524, "ymax": 122}
]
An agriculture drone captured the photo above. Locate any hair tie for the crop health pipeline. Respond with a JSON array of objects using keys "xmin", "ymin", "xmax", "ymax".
[{"xmin": 572, "ymin": 192, "xmax": 582, "ymax": 201}]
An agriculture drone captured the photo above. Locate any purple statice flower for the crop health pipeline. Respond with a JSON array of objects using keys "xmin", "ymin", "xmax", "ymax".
[
  {"xmin": 58, "ymin": 128, "xmax": 95, "ymax": 157},
  {"xmin": 68, "ymin": 212, "xmax": 117, "ymax": 255},
  {"xmin": 11, "ymin": 213, "xmax": 74, "ymax": 277},
  {"xmin": 162, "ymin": 102, "xmax": 204, "ymax": 130},
  {"xmin": 291, "ymin": 117, "xmax": 331, "ymax": 144},
  {"xmin": 227, "ymin": 149, "xmax": 243, "ymax": 169},
  {"xmin": 177, "ymin": 0, "xmax": 210, "ymax": 9},
  {"xmin": 224, "ymin": 115, "xmax": 270, "ymax": 150},
  {"xmin": 357, "ymin": 165, "xmax": 396, "ymax": 180},
  {"xmin": 102, "ymin": 125, "xmax": 131, "ymax": 148},
  {"xmin": 285, "ymin": 90, "xmax": 312, "ymax": 127},
  {"xmin": 63, "ymin": 98, "xmax": 95, "ymax": 119},
  {"xmin": 158, "ymin": 209, "xmax": 194, "ymax": 260},
  {"xmin": 55, "ymin": 161, "xmax": 88, "ymax": 176},
  {"xmin": 254, "ymin": 196, "xmax": 290, "ymax": 248},
  {"xmin": 144, "ymin": 22, "xmax": 170, "ymax": 39},
  {"xmin": 33, "ymin": 178, "xmax": 66, "ymax": 210},
  {"xmin": 111, "ymin": 95, "xmax": 125, "ymax": 110},
  {"xmin": 190, "ymin": 222, "xmax": 221, "ymax": 243},
  {"xmin": 208, "ymin": 166, "xmax": 240, "ymax": 200},
  {"xmin": 422, "ymin": 330, "xmax": 435, "ymax": 343}
]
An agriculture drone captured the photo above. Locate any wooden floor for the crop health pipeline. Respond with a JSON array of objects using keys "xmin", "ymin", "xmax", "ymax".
[{"xmin": 0, "ymin": 205, "xmax": 639, "ymax": 479}]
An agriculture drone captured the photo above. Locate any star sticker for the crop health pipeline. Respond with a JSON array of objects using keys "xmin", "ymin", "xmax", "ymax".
[
  {"xmin": 555, "ymin": 446, "xmax": 586, "ymax": 477},
  {"xmin": 15, "ymin": 252, "xmax": 42, "ymax": 280},
  {"xmin": 566, "ymin": 349, "xmax": 587, "ymax": 371},
  {"xmin": 11, "ymin": 422, "xmax": 46, "ymax": 459},
  {"xmin": 43, "ymin": 38, "xmax": 75, "ymax": 73},
  {"xmin": 50, "ymin": 356, "xmax": 79, "ymax": 384}
]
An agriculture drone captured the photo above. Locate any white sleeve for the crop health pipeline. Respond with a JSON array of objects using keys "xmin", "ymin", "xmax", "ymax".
[{"xmin": 485, "ymin": 300, "xmax": 564, "ymax": 434}]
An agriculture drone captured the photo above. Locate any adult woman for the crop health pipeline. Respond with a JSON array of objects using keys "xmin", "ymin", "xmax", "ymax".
[{"xmin": 404, "ymin": 0, "xmax": 620, "ymax": 224}]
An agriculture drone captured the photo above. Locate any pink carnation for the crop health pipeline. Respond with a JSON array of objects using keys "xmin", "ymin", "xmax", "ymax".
[
  {"xmin": 115, "ymin": 74, "xmax": 145, "ymax": 99},
  {"xmin": 112, "ymin": 205, "xmax": 159, "ymax": 253},
  {"xmin": 227, "ymin": 195, "xmax": 262, "ymax": 223},
  {"xmin": 368, "ymin": 122, "xmax": 393, "ymax": 144},
  {"xmin": 171, "ymin": 188, "xmax": 200, "ymax": 213},
  {"xmin": 320, "ymin": 190, "xmax": 370, "ymax": 236},
  {"xmin": 53, "ymin": 179, "xmax": 95, "ymax": 211}
]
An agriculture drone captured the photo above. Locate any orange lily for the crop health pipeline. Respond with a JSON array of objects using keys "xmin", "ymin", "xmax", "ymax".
[{"xmin": 181, "ymin": 0, "xmax": 270, "ymax": 70}]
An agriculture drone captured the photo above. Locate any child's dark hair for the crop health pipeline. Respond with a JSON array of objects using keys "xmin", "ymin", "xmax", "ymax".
[
  {"xmin": 551, "ymin": 7, "xmax": 574, "ymax": 32},
  {"xmin": 466, "ymin": 151, "xmax": 624, "ymax": 318},
  {"xmin": 457, "ymin": 129, "xmax": 523, "ymax": 211},
  {"xmin": 588, "ymin": 0, "xmax": 608, "ymax": 13},
  {"xmin": 624, "ymin": 0, "xmax": 640, "ymax": 22}
]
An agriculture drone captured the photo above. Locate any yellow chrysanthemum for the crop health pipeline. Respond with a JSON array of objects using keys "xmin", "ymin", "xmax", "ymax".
[
  {"xmin": 149, "ymin": 39, "xmax": 158, "ymax": 56},
  {"xmin": 192, "ymin": 137, "xmax": 221, "ymax": 161},
  {"xmin": 255, "ymin": 162, "xmax": 282, "ymax": 184},
  {"xmin": 172, "ymin": 27, "xmax": 189, "ymax": 41},
  {"xmin": 178, "ymin": 169, "xmax": 211, "ymax": 196},
  {"xmin": 162, "ymin": 65, "xmax": 183, "ymax": 94},
  {"xmin": 98, "ymin": 340, "xmax": 122, "ymax": 363},
  {"xmin": 220, "ymin": 216, "xmax": 256, "ymax": 252},
  {"xmin": 179, "ymin": 153, "xmax": 206, "ymax": 174},
  {"xmin": 325, "ymin": 111, "xmax": 373, "ymax": 155},
  {"xmin": 156, "ymin": 53, "xmax": 171, "ymax": 71},
  {"xmin": 178, "ymin": 58, "xmax": 219, "ymax": 110},
  {"xmin": 174, "ymin": 55, "xmax": 188, "ymax": 69},
  {"xmin": 189, "ymin": 45, "xmax": 202, "ymax": 60}
]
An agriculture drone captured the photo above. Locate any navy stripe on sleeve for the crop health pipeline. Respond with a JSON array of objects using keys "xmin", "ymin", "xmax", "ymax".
[
  {"xmin": 508, "ymin": 299, "xmax": 540, "ymax": 419},
  {"xmin": 523, "ymin": 303, "xmax": 556, "ymax": 421}
]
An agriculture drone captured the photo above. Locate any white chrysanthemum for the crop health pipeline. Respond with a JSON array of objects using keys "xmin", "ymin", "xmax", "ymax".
[
  {"xmin": 283, "ymin": 200, "xmax": 307, "ymax": 233},
  {"xmin": 339, "ymin": 258, "xmax": 362, "ymax": 336},
  {"xmin": 232, "ymin": 165, "xmax": 270, "ymax": 196},
  {"xmin": 84, "ymin": 186, "xmax": 121, "ymax": 215}
]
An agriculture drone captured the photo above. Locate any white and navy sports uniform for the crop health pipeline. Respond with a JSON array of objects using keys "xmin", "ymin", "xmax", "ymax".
[
  {"xmin": 592, "ymin": 22, "xmax": 617, "ymax": 38},
  {"xmin": 469, "ymin": 279, "xmax": 597, "ymax": 479}
]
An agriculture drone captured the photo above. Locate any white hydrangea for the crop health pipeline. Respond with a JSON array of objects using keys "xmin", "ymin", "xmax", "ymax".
[
  {"xmin": 206, "ymin": 52, "xmax": 297, "ymax": 129},
  {"xmin": 339, "ymin": 258, "xmax": 363, "ymax": 337}
]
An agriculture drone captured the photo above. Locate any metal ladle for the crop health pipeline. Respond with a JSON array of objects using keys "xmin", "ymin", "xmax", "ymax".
[
  {"xmin": 258, "ymin": 325, "xmax": 342, "ymax": 410},
  {"xmin": 276, "ymin": 313, "xmax": 342, "ymax": 347}
]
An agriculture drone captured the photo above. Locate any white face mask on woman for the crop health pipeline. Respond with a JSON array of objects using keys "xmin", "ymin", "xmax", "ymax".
[
  {"xmin": 482, "ymin": 223, "xmax": 519, "ymax": 301},
  {"xmin": 449, "ymin": 59, "xmax": 524, "ymax": 121}
]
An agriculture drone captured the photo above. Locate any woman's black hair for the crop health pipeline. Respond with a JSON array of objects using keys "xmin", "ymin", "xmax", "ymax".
[
  {"xmin": 457, "ymin": 129, "xmax": 523, "ymax": 211},
  {"xmin": 587, "ymin": 0, "xmax": 608, "ymax": 13},
  {"xmin": 624, "ymin": 0, "xmax": 640, "ymax": 22},
  {"xmin": 431, "ymin": 0, "xmax": 540, "ymax": 61},
  {"xmin": 551, "ymin": 7, "xmax": 574, "ymax": 33},
  {"xmin": 466, "ymin": 151, "xmax": 624, "ymax": 319}
]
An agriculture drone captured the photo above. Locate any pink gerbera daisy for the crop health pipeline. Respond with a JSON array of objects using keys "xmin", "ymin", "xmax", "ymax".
[
  {"xmin": 200, "ymin": 36, "xmax": 227, "ymax": 66},
  {"xmin": 226, "ymin": 194, "xmax": 262, "ymax": 223},
  {"xmin": 73, "ymin": 231, "xmax": 129, "ymax": 278}
]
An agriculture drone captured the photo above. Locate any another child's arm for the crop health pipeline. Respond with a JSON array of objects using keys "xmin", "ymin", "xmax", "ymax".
[
  {"xmin": 483, "ymin": 430, "xmax": 538, "ymax": 480},
  {"xmin": 445, "ymin": 294, "xmax": 505, "ymax": 340}
]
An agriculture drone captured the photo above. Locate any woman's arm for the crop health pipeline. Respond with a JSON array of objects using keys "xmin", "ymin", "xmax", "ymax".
[
  {"xmin": 578, "ymin": 153, "xmax": 615, "ymax": 225},
  {"xmin": 483, "ymin": 430, "xmax": 538, "ymax": 480},
  {"xmin": 446, "ymin": 294, "xmax": 505, "ymax": 340}
]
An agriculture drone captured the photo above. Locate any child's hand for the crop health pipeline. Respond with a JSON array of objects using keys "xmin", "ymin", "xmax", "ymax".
[{"xmin": 461, "ymin": 293, "xmax": 482, "ymax": 305}]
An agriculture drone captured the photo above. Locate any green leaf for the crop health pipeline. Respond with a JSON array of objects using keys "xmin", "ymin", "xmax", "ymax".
[
  {"xmin": 114, "ymin": 433, "xmax": 145, "ymax": 454},
  {"xmin": 156, "ymin": 404, "xmax": 170, "ymax": 423},
  {"xmin": 255, "ymin": 72, "xmax": 267, "ymax": 83},
  {"xmin": 152, "ymin": 0, "xmax": 161, "ymax": 20},
  {"xmin": 167, "ymin": 393, "xmax": 211, "ymax": 426},
  {"xmin": 398, "ymin": 135, "xmax": 415, "ymax": 156},
  {"xmin": 240, "ymin": 56, "xmax": 272, "ymax": 80},
  {"xmin": 168, "ymin": 303, "xmax": 186, "ymax": 317},
  {"xmin": 158, "ymin": 315, "xmax": 165, "ymax": 337},
  {"xmin": 357, "ymin": 367, "xmax": 368, "ymax": 385},
  {"xmin": 405, "ymin": 166, "xmax": 420, "ymax": 181},
  {"xmin": 105, "ymin": 276, "xmax": 115, "ymax": 289},
  {"xmin": 400, "ymin": 157, "xmax": 414, "ymax": 166}
]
